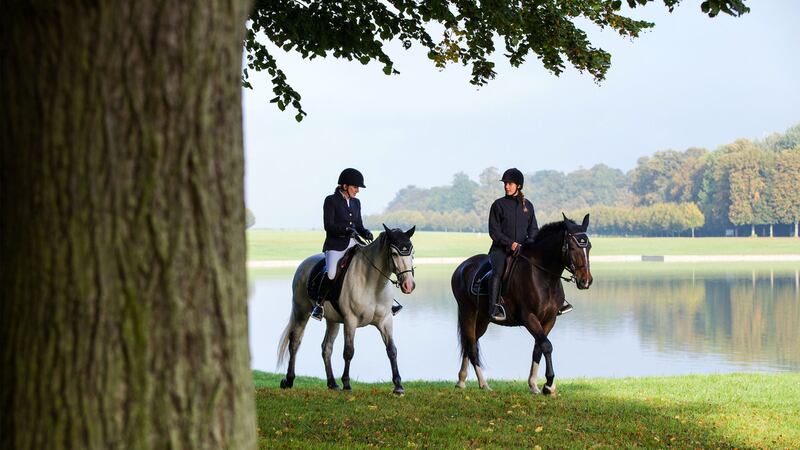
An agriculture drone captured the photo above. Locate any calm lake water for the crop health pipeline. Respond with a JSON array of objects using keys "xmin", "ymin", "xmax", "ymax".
[{"xmin": 249, "ymin": 263, "xmax": 800, "ymax": 382}]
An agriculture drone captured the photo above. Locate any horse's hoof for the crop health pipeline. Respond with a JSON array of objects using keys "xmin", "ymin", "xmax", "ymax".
[
  {"xmin": 280, "ymin": 379, "xmax": 292, "ymax": 389},
  {"xmin": 343, "ymin": 385, "xmax": 352, "ymax": 391},
  {"xmin": 479, "ymin": 384, "xmax": 493, "ymax": 391},
  {"xmin": 328, "ymin": 383, "xmax": 341, "ymax": 390},
  {"xmin": 393, "ymin": 387, "xmax": 405, "ymax": 395},
  {"xmin": 455, "ymin": 381, "xmax": 466, "ymax": 389},
  {"xmin": 529, "ymin": 386, "xmax": 541, "ymax": 395},
  {"xmin": 542, "ymin": 384, "xmax": 557, "ymax": 396}
]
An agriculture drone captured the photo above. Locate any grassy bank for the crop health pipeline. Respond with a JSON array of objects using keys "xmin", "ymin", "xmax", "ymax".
[
  {"xmin": 253, "ymin": 371, "xmax": 800, "ymax": 449},
  {"xmin": 247, "ymin": 230, "xmax": 800, "ymax": 260}
]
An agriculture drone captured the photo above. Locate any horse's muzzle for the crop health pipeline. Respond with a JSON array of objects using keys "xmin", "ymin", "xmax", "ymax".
[
  {"xmin": 400, "ymin": 276, "xmax": 415, "ymax": 294},
  {"xmin": 577, "ymin": 276, "xmax": 593, "ymax": 290}
]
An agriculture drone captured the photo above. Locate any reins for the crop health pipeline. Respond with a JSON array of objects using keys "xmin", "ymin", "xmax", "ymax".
[
  {"xmin": 518, "ymin": 229, "xmax": 590, "ymax": 285},
  {"xmin": 354, "ymin": 234, "xmax": 413, "ymax": 287}
]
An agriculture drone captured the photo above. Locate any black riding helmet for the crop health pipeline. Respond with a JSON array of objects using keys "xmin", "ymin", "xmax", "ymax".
[
  {"xmin": 500, "ymin": 168, "xmax": 524, "ymax": 188},
  {"xmin": 338, "ymin": 168, "xmax": 366, "ymax": 188}
]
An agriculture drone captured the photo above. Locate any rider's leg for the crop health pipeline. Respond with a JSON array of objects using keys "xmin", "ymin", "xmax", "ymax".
[
  {"xmin": 488, "ymin": 250, "xmax": 507, "ymax": 321},
  {"xmin": 311, "ymin": 251, "xmax": 340, "ymax": 320},
  {"xmin": 557, "ymin": 299, "xmax": 574, "ymax": 316}
]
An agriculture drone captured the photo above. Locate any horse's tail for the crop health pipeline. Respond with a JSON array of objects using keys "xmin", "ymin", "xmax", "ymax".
[
  {"xmin": 453, "ymin": 260, "xmax": 482, "ymax": 367},
  {"xmin": 277, "ymin": 262, "xmax": 311, "ymax": 369},
  {"xmin": 456, "ymin": 310, "xmax": 481, "ymax": 367}
]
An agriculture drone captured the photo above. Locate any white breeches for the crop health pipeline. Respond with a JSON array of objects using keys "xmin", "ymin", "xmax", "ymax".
[{"xmin": 325, "ymin": 238, "xmax": 357, "ymax": 279}]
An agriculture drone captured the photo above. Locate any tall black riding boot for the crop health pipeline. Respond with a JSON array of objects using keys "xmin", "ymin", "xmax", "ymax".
[
  {"xmin": 489, "ymin": 275, "xmax": 506, "ymax": 321},
  {"xmin": 311, "ymin": 276, "xmax": 332, "ymax": 321}
]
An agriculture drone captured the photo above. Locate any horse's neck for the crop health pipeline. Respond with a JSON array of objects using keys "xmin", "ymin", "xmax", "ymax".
[
  {"xmin": 526, "ymin": 233, "xmax": 564, "ymax": 274},
  {"xmin": 355, "ymin": 240, "xmax": 390, "ymax": 280}
]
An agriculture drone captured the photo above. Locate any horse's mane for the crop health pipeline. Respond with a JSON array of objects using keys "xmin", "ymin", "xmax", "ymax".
[{"xmin": 530, "ymin": 219, "xmax": 576, "ymax": 247}]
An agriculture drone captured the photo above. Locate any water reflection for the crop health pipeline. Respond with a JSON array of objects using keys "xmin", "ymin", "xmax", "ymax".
[{"xmin": 248, "ymin": 265, "xmax": 800, "ymax": 382}]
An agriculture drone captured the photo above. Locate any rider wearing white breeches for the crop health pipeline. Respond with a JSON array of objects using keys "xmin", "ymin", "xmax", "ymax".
[
  {"xmin": 325, "ymin": 238, "xmax": 358, "ymax": 280},
  {"xmin": 311, "ymin": 168, "xmax": 374, "ymax": 320}
]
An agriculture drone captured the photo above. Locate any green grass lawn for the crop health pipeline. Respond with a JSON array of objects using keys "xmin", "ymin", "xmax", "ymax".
[
  {"xmin": 253, "ymin": 371, "xmax": 800, "ymax": 449},
  {"xmin": 247, "ymin": 230, "xmax": 800, "ymax": 260}
]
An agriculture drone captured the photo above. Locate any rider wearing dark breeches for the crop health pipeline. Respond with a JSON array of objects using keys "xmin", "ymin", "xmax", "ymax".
[{"xmin": 487, "ymin": 168, "xmax": 539, "ymax": 321}]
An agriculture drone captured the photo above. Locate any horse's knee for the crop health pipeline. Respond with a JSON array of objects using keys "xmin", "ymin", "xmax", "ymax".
[
  {"xmin": 540, "ymin": 340, "xmax": 553, "ymax": 354},
  {"xmin": 343, "ymin": 345, "xmax": 354, "ymax": 361},
  {"xmin": 386, "ymin": 344, "xmax": 397, "ymax": 359}
]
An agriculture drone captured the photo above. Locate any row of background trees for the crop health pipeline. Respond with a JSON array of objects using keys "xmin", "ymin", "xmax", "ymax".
[{"xmin": 365, "ymin": 124, "xmax": 800, "ymax": 237}]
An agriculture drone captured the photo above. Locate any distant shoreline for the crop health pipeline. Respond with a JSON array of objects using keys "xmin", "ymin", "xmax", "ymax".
[{"xmin": 247, "ymin": 254, "xmax": 800, "ymax": 268}]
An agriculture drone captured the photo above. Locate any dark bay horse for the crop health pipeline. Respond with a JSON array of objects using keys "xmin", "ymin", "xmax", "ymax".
[
  {"xmin": 277, "ymin": 225, "xmax": 416, "ymax": 394},
  {"xmin": 451, "ymin": 214, "xmax": 593, "ymax": 395}
]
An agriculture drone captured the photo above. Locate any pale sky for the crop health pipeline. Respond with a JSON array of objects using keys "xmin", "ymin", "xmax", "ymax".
[{"xmin": 243, "ymin": 1, "xmax": 800, "ymax": 229}]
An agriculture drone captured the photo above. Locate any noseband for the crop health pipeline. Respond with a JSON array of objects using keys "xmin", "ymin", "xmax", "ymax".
[
  {"xmin": 561, "ymin": 230, "xmax": 591, "ymax": 281},
  {"xmin": 390, "ymin": 243, "xmax": 415, "ymax": 278},
  {"xmin": 360, "ymin": 238, "xmax": 415, "ymax": 287}
]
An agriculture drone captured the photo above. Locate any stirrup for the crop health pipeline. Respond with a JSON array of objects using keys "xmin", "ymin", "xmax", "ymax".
[
  {"xmin": 557, "ymin": 301, "xmax": 573, "ymax": 316},
  {"xmin": 490, "ymin": 303, "xmax": 506, "ymax": 321},
  {"xmin": 310, "ymin": 303, "xmax": 324, "ymax": 321},
  {"xmin": 391, "ymin": 299, "xmax": 403, "ymax": 316}
]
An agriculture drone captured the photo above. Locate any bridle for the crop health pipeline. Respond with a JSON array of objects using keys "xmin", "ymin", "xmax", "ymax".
[
  {"xmin": 356, "ymin": 234, "xmax": 415, "ymax": 287},
  {"xmin": 560, "ymin": 230, "xmax": 591, "ymax": 283},
  {"xmin": 520, "ymin": 228, "xmax": 591, "ymax": 284}
]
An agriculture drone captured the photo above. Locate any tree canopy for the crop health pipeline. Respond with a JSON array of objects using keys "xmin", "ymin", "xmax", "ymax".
[
  {"xmin": 366, "ymin": 123, "xmax": 799, "ymax": 236},
  {"xmin": 244, "ymin": 0, "xmax": 749, "ymax": 120}
]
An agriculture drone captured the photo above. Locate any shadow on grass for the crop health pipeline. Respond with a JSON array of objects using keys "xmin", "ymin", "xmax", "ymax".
[{"xmin": 253, "ymin": 372, "xmax": 799, "ymax": 448}]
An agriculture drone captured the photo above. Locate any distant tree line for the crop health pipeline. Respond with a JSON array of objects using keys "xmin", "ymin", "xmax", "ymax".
[{"xmin": 365, "ymin": 124, "xmax": 800, "ymax": 237}]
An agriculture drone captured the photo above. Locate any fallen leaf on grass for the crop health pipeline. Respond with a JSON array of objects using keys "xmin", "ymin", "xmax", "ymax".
[{"xmin": 535, "ymin": 426, "xmax": 543, "ymax": 433}]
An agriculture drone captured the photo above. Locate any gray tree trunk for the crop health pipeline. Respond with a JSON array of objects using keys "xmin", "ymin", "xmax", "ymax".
[{"xmin": 1, "ymin": 2, "xmax": 255, "ymax": 449}]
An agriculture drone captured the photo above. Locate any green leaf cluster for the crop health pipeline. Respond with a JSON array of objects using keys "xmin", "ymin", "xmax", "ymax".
[{"xmin": 243, "ymin": 0, "xmax": 749, "ymax": 119}]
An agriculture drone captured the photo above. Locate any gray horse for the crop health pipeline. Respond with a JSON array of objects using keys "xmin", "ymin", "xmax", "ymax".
[{"xmin": 277, "ymin": 225, "xmax": 416, "ymax": 394}]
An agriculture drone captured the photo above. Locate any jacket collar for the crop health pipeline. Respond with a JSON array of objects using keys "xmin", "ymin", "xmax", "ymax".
[{"xmin": 333, "ymin": 188, "xmax": 354, "ymax": 206}]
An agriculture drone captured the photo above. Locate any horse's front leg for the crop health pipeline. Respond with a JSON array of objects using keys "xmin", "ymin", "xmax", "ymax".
[
  {"xmin": 540, "ymin": 339, "xmax": 555, "ymax": 395},
  {"xmin": 528, "ymin": 343, "xmax": 542, "ymax": 394},
  {"xmin": 375, "ymin": 318, "xmax": 404, "ymax": 395},
  {"xmin": 524, "ymin": 314, "xmax": 556, "ymax": 395},
  {"xmin": 322, "ymin": 321, "xmax": 341, "ymax": 390},
  {"xmin": 340, "ymin": 319, "xmax": 357, "ymax": 391}
]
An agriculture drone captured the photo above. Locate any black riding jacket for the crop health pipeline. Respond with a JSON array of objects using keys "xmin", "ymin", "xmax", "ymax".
[
  {"xmin": 488, "ymin": 195, "xmax": 539, "ymax": 254},
  {"xmin": 323, "ymin": 189, "xmax": 370, "ymax": 251}
]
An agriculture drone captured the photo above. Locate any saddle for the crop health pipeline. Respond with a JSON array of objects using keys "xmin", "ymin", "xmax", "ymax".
[
  {"xmin": 307, "ymin": 246, "xmax": 359, "ymax": 315},
  {"xmin": 469, "ymin": 253, "xmax": 519, "ymax": 297}
]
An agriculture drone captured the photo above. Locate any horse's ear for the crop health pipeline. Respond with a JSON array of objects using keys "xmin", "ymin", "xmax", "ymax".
[
  {"xmin": 562, "ymin": 212, "xmax": 568, "ymax": 222},
  {"xmin": 382, "ymin": 223, "xmax": 390, "ymax": 233},
  {"xmin": 405, "ymin": 225, "xmax": 416, "ymax": 238},
  {"xmin": 582, "ymin": 213, "xmax": 590, "ymax": 231}
]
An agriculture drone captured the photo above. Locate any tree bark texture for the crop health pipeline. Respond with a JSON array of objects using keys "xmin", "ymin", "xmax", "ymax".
[{"xmin": 1, "ymin": 1, "xmax": 255, "ymax": 448}]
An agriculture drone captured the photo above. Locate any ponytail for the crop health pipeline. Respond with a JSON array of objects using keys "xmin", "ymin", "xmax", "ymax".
[{"xmin": 518, "ymin": 188, "xmax": 529, "ymax": 213}]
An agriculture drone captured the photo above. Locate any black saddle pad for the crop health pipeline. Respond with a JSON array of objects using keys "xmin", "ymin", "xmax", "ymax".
[
  {"xmin": 307, "ymin": 247, "xmax": 359, "ymax": 315},
  {"xmin": 470, "ymin": 259, "xmax": 493, "ymax": 297}
]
